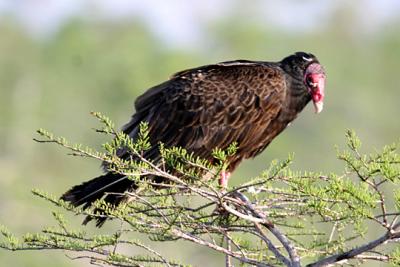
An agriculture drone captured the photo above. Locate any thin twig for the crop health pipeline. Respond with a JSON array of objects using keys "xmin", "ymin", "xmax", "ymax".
[{"xmin": 307, "ymin": 222, "xmax": 400, "ymax": 267}]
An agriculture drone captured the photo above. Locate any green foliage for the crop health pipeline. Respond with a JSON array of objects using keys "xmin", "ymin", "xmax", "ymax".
[
  {"xmin": 390, "ymin": 247, "xmax": 400, "ymax": 267},
  {"xmin": 0, "ymin": 225, "xmax": 19, "ymax": 250},
  {"xmin": 2, "ymin": 115, "xmax": 399, "ymax": 266}
]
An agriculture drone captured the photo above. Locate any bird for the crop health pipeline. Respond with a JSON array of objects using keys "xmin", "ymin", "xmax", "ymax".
[{"xmin": 61, "ymin": 51, "xmax": 326, "ymax": 226}]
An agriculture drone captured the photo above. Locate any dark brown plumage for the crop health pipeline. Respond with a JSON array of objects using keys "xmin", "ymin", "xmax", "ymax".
[{"xmin": 61, "ymin": 52, "xmax": 326, "ymax": 226}]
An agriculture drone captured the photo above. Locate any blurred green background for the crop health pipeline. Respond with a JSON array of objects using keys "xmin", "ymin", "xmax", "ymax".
[{"xmin": 0, "ymin": 1, "xmax": 399, "ymax": 266}]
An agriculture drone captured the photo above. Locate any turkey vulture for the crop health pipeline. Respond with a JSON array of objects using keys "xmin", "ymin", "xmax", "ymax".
[{"xmin": 61, "ymin": 51, "xmax": 326, "ymax": 226}]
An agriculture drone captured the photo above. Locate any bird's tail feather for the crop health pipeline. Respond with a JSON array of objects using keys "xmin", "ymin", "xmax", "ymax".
[{"xmin": 61, "ymin": 172, "xmax": 135, "ymax": 227}]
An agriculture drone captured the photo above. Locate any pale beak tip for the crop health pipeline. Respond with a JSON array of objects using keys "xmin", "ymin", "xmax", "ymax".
[{"xmin": 313, "ymin": 101, "xmax": 324, "ymax": 114}]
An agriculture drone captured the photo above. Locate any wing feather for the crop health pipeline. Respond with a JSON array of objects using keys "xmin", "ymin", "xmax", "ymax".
[{"xmin": 120, "ymin": 62, "xmax": 287, "ymax": 170}]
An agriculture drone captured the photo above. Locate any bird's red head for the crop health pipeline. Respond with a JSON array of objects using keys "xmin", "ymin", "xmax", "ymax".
[{"xmin": 304, "ymin": 63, "xmax": 326, "ymax": 113}]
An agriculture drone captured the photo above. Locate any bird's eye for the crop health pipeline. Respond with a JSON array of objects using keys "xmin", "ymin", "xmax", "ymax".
[{"xmin": 305, "ymin": 74, "xmax": 318, "ymax": 88}]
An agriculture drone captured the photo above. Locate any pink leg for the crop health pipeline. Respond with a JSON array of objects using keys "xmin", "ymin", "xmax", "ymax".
[{"xmin": 219, "ymin": 171, "xmax": 231, "ymax": 189}]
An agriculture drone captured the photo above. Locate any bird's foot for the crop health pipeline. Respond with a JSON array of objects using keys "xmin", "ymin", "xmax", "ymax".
[{"xmin": 218, "ymin": 171, "xmax": 231, "ymax": 189}]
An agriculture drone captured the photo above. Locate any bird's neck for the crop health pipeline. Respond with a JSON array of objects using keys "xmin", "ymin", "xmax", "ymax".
[{"xmin": 279, "ymin": 77, "xmax": 311, "ymax": 122}]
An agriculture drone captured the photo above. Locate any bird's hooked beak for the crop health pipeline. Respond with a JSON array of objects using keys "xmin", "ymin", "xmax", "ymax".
[{"xmin": 305, "ymin": 64, "xmax": 326, "ymax": 113}]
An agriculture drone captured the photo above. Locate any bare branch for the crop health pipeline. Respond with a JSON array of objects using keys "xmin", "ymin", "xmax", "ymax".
[{"xmin": 307, "ymin": 222, "xmax": 400, "ymax": 267}]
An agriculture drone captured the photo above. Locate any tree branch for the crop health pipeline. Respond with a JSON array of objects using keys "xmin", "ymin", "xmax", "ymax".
[{"xmin": 307, "ymin": 222, "xmax": 400, "ymax": 267}]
